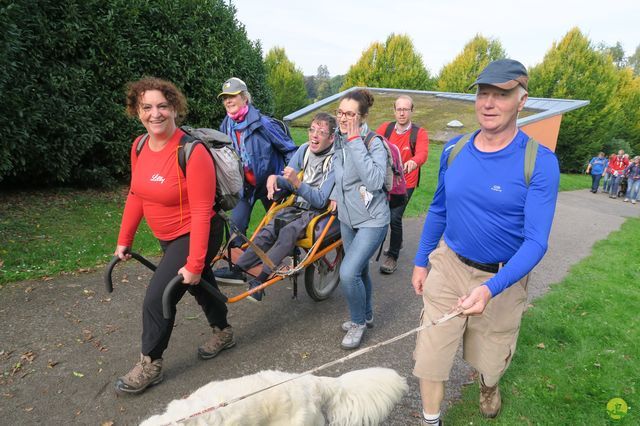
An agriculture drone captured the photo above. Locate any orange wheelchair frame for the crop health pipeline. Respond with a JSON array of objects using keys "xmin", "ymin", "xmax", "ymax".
[{"xmin": 215, "ymin": 194, "xmax": 343, "ymax": 303}]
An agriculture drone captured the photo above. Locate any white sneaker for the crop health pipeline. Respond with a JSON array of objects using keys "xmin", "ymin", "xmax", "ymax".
[
  {"xmin": 341, "ymin": 317, "xmax": 374, "ymax": 332},
  {"xmin": 633, "ymin": 200, "xmax": 637, "ymax": 204},
  {"xmin": 624, "ymin": 198, "xmax": 630, "ymax": 202},
  {"xmin": 341, "ymin": 323, "xmax": 366, "ymax": 349}
]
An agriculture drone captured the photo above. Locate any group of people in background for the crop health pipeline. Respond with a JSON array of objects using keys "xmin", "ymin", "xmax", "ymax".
[
  {"xmin": 587, "ymin": 149, "xmax": 640, "ymax": 203},
  {"xmin": 111, "ymin": 59, "xmax": 561, "ymax": 425}
]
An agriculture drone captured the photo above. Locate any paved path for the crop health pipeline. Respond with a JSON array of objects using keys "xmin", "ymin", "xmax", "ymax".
[{"xmin": 1, "ymin": 190, "xmax": 638, "ymax": 425}]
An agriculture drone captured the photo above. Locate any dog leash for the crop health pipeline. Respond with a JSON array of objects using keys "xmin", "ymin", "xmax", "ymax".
[{"xmin": 158, "ymin": 307, "xmax": 464, "ymax": 425}]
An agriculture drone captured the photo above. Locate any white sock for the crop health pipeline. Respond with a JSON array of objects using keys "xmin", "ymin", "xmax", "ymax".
[{"xmin": 422, "ymin": 410, "xmax": 440, "ymax": 425}]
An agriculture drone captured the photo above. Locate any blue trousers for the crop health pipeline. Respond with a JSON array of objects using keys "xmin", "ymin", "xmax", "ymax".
[{"xmin": 339, "ymin": 223, "xmax": 388, "ymax": 325}]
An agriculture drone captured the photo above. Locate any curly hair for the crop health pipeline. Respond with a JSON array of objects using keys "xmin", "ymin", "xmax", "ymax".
[{"xmin": 125, "ymin": 77, "xmax": 188, "ymax": 124}]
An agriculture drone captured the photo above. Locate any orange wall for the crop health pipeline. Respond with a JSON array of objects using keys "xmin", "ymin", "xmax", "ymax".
[{"xmin": 520, "ymin": 115, "xmax": 562, "ymax": 152}]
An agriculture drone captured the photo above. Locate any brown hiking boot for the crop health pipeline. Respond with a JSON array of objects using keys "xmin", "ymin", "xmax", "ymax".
[
  {"xmin": 479, "ymin": 376, "xmax": 501, "ymax": 418},
  {"xmin": 198, "ymin": 326, "xmax": 236, "ymax": 360},
  {"xmin": 114, "ymin": 354, "xmax": 163, "ymax": 395},
  {"xmin": 379, "ymin": 255, "xmax": 397, "ymax": 274}
]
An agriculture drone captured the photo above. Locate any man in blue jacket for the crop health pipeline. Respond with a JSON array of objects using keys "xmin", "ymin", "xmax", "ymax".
[
  {"xmin": 411, "ymin": 59, "xmax": 560, "ymax": 424},
  {"xmin": 218, "ymin": 77, "xmax": 298, "ymax": 247},
  {"xmin": 216, "ymin": 113, "xmax": 336, "ymax": 302},
  {"xmin": 586, "ymin": 152, "xmax": 607, "ymax": 193}
]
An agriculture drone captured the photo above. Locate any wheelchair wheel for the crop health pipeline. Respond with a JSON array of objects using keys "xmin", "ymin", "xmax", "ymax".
[{"xmin": 304, "ymin": 246, "xmax": 342, "ymax": 301}]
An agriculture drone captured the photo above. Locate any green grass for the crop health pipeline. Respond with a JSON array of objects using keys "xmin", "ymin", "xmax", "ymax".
[
  {"xmin": 444, "ymin": 217, "xmax": 640, "ymax": 425},
  {"xmin": 559, "ymin": 172, "xmax": 591, "ymax": 191},
  {"xmin": 0, "ymin": 188, "xmax": 159, "ymax": 284}
]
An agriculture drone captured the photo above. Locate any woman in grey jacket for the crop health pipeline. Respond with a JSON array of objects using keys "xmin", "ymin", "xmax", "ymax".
[{"xmin": 330, "ymin": 89, "xmax": 390, "ymax": 349}]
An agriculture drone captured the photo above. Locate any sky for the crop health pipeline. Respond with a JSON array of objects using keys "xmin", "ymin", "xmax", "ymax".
[{"xmin": 230, "ymin": 0, "xmax": 639, "ymax": 77}]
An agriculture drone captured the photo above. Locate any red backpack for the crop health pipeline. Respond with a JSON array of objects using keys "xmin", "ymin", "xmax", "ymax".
[{"xmin": 363, "ymin": 131, "xmax": 408, "ymax": 208}]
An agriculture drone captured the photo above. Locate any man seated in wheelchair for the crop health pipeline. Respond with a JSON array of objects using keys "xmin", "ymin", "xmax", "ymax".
[{"xmin": 215, "ymin": 112, "xmax": 336, "ymax": 301}]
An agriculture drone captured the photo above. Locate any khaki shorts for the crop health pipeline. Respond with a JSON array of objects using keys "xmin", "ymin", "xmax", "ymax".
[{"xmin": 413, "ymin": 241, "xmax": 529, "ymax": 381}]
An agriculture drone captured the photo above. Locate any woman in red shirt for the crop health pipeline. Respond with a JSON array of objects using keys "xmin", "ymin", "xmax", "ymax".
[{"xmin": 113, "ymin": 78, "xmax": 232, "ymax": 395}]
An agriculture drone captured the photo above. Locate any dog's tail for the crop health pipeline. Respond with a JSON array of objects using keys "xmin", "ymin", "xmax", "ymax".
[{"xmin": 321, "ymin": 367, "xmax": 408, "ymax": 426}]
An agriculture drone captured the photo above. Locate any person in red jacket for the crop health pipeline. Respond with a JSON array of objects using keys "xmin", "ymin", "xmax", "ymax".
[
  {"xmin": 113, "ymin": 77, "xmax": 232, "ymax": 395},
  {"xmin": 375, "ymin": 95, "xmax": 429, "ymax": 274},
  {"xmin": 608, "ymin": 149, "xmax": 629, "ymax": 199}
]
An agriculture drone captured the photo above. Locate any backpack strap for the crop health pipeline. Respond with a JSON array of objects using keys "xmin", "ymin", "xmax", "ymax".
[
  {"xmin": 409, "ymin": 124, "xmax": 419, "ymax": 156},
  {"xmin": 384, "ymin": 122, "xmax": 395, "ymax": 140},
  {"xmin": 446, "ymin": 131, "xmax": 477, "ymax": 168},
  {"xmin": 524, "ymin": 137, "xmax": 539, "ymax": 187},
  {"xmin": 178, "ymin": 134, "xmax": 212, "ymax": 177},
  {"xmin": 363, "ymin": 131, "xmax": 377, "ymax": 147},
  {"xmin": 135, "ymin": 134, "xmax": 150, "ymax": 157},
  {"xmin": 447, "ymin": 131, "xmax": 539, "ymax": 187}
]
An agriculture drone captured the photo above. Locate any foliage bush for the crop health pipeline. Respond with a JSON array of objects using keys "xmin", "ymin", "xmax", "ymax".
[
  {"xmin": 529, "ymin": 28, "xmax": 623, "ymax": 172},
  {"xmin": 437, "ymin": 34, "xmax": 506, "ymax": 93},
  {"xmin": 264, "ymin": 47, "xmax": 308, "ymax": 119},
  {"xmin": 0, "ymin": 0, "xmax": 270, "ymax": 188},
  {"xmin": 342, "ymin": 33, "xmax": 434, "ymax": 91}
]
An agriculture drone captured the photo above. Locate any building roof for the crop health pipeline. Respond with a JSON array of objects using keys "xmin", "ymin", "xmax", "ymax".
[{"xmin": 284, "ymin": 87, "xmax": 590, "ymax": 127}]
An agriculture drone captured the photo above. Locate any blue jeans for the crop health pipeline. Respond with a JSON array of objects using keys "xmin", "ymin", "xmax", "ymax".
[
  {"xmin": 609, "ymin": 175, "xmax": 623, "ymax": 197},
  {"xmin": 602, "ymin": 172, "xmax": 612, "ymax": 192},
  {"xmin": 387, "ymin": 188, "xmax": 415, "ymax": 259},
  {"xmin": 626, "ymin": 179, "xmax": 640, "ymax": 200},
  {"xmin": 339, "ymin": 223, "xmax": 388, "ymax": 326},
  {"xmin": 590, "ymin": 174, "xmax": 602, "ymax": 192}
]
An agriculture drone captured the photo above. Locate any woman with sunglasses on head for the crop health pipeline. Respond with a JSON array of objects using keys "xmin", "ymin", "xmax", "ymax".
[{"xmin": 330, "ymin": 89, "xmax": 389, "ymax": 350}]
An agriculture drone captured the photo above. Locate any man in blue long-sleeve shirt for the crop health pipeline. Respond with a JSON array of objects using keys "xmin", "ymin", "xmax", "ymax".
[{"xmin": 412, "ymin": 59, "xmax": 560, "ymax": 425}]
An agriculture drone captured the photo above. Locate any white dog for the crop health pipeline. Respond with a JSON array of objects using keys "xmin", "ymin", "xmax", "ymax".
[{"xmin": 140, "ymin": 367, "xmax": 408, "ymax": 426}]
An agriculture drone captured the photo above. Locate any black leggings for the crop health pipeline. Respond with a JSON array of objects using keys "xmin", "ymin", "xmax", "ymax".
[{"xmin": 142, "ymin": 215, "xmax": 228, "ymax": 360}]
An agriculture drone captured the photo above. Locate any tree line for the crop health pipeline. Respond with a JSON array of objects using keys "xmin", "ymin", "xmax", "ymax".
[{"xmin": 1, "ymin": 0, "xmax": 638, "ymax": 188}]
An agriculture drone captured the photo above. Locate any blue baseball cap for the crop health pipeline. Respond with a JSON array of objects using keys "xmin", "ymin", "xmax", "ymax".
[{"xmin": 469, "ymin": 59, "xmax": 529, "ymax": 91}]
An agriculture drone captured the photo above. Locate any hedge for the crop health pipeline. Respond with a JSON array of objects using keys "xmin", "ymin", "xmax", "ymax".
[{"xmin": 0, "ymin": 0, "xmax": 272, "ymax": 187}]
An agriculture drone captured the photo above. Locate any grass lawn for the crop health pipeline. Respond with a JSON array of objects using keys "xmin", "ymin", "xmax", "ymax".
[{"xmin": 444, "ymin": 217, "xmax": 639, "ymax": 425}]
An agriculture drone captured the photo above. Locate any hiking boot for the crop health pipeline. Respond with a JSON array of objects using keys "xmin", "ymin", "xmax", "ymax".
[
  {"xmin": 214, "ymin": 266, "xmax": 245, "ymax": 285},
  {"xmin": 198, "ymin": 326, "xmax": 236, "ymax": 360},
  {"xmin": 114, "ymin": 354, "xmax": 163, "ymax": 395},
  {"xmin": 341, "ymin": 323, "xmax": 366, "ymax": 350},
  {"xmin": 247, "ymin": 278, "xmax": 265, "ymax": 302},
  {"xmin": 479, "ymin": 376, "xmax": 501, "ymax": 418},
  {"xmin": 379, "ymin": 255, "xmax": 397, "ymax": 274},
  {"xmin": 341, "ymin": 316, "xmax": 374, "ymax": 332}
]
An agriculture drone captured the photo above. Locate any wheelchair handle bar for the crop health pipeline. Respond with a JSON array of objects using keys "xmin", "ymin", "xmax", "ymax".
[
  {"xmin": 104, "ymin": 251, "xmax": 157, "ymax": 293},
  {"xmin": 162, "ymin": 274, "xmax": 228, "ymax": 319}
]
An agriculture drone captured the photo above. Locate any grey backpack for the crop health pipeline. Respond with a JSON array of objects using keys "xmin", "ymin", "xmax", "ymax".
[{"xmin": 136, "ymin": 127, "xmax": 244, "ymax": 211}]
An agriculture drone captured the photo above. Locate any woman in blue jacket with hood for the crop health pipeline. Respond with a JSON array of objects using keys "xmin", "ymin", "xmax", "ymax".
[
  {"xmin": 218, "ymin": 77, "xmax": 298, "ymax": 247},
  {"xmin": 330, "ymin": 89, "xmax": 390, "ymax": 350}
]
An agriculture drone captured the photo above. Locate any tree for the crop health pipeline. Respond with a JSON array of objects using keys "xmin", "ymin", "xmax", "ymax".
[
  {"xmin": 314, "ymin": 65, "xmax": 331, "ymax": 100},
  {"xmin": 329, "ymin": 75, "xmax": 345, "ymax": 94},
  {"xmin": 528, "ymin": 28, "xmax": 621, "ymax": 172},
  {"xmin": 0, "ymin": 0, "xmax": 269, "ymax": 187},
  {"xmin": 613, "ymin": 68, "xmax": 640, "ymax": 154},
  {"xmin": 264, "ymin": 47, "xmax": 308, "ymax": 119},
  {"xmin": 628, "ymin": 44, "xmax": 640, "ymax": 76},
  {"xmin": 598, "ymin": 41, "xmax": 627, "ymax": 69},
  {"xmin": 342, "ymin": 34, "xmax": 434, "ymax": 90},
  {"xmin": 304, "ymin": 75, "xmax": 317, "ymax": 99},
  {"xmin": 437, "ymin": 34, "xmax": 506, "ymax": 93}
]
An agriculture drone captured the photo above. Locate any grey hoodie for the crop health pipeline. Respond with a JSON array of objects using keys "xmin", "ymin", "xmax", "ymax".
[{"xmin": 330, "ymin": 125, "xmax": 390, "ymax": 228}]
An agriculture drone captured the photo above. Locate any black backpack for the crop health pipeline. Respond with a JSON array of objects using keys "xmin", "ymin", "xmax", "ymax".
[{"xmin": 384, "ymin": 122, "xmax": 422, "ymax": 186}]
